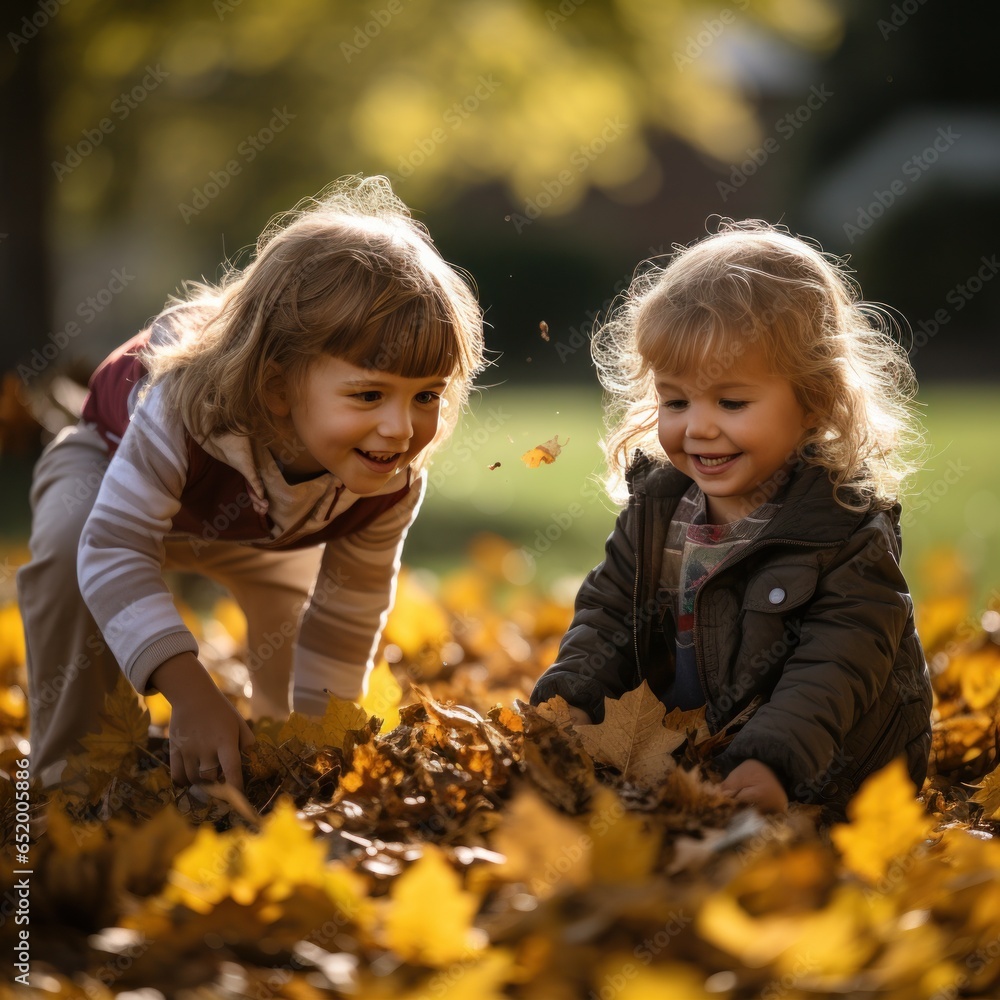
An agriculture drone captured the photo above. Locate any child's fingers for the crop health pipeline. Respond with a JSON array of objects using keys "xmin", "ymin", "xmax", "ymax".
[{"xmin": 218, "ymin": 740, "xmax": 244, "ymax": 792}]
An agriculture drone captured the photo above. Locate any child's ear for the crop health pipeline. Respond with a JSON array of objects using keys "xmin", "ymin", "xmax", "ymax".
[{"xmin": 261, "ymin": 361, "xmax": 292, "ymax": 417}]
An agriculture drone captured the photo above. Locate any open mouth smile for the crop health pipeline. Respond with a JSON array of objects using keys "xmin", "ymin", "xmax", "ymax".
[
  {"xmin": 691, "ymin": 453, "xmax": 741, "ymax": 472},
  {"xmin": 356, "ymin": 449, "xmax": 401, "ymax": 468}
]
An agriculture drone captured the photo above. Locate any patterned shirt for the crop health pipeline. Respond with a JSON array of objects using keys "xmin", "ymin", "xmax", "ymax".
[{"xmin": 658, "ymin": 484, "xmax": 777, "ymax": 708}]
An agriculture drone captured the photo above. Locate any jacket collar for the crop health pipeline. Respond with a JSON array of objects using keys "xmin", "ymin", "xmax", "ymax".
[{"xmin": 626, "ymin": 451, "xmax": 888, "ymax": 548}]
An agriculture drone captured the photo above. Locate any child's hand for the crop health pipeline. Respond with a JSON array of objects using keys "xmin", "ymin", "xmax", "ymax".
[
  {"xmin": 567, "ymin": 705, "xmax": 593, "ymax": 728},
  {"xmin": 150, "ymin": 652, "xmax": 256, "ymax": 791},
  {"xmin": 720, "ymin": 758, "xmax": 788, "ymax": 813}
]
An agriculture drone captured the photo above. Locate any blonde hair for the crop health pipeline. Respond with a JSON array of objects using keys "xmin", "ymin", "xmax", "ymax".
[
  {"xmin": 595, "ymin": 220, "xmax": 923, "ymax": 509},
  {"xmin": 142, "ymin": 175, "xmax": 485, "ymax": 465}
]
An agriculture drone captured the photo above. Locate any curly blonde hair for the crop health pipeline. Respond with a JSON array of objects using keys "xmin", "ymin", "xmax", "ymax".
[
  {"xmin": 142, "ymin": 175, "xmax": 486, "ymax": 465},
  {"xmin": 594, "ymin": 220, "xmax": 923, "ymax": 509}
]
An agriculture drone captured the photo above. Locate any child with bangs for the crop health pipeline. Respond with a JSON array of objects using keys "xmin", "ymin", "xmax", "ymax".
[
  {"xmin": 20, "ymin": 175, "xmax": 485, "ymax": 790},
  {"xmin": 531, "ymin": 220, "xmax": 931, "ymax": 815}
]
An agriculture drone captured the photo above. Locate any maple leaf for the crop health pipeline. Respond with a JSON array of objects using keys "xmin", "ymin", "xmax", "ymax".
[
  {"xmin": 79, "ymin": 673, "xmax": 150, "ymax": 773},
  {"xmin": 831, "ymin": 757, "xmax": 935, "ymax": 884},
  {"xmin": 361, "ymin": 659, "xmax": 403, "ymax": 732},
  {"xmin": 382, "ymin": 843, "xmax": 483, "ymax": 966},
  {"xmin": 278, "ymin": 698, "xmax": 367, "ymax": 751},
  {"xmin": 576, "ymin": 681, "xmax": 686, "ymax": 788}
]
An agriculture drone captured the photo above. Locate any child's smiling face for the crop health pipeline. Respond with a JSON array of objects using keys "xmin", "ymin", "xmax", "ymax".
[
  {"xmin": 265, "ymin": 355, "xmax": 448, "ymax": 493},
  {"xmin": 654, "ymin": 346, "xmax": 813, "ymax": 523}
]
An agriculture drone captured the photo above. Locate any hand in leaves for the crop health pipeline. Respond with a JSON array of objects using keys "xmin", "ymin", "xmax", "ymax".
[
  {"xmin": 721, "ymin": 758, "xmax": 788, "ymax": 813},
  {"xmin": 149, "ymin": 651, "xmax": 255, "ymax": 791}
]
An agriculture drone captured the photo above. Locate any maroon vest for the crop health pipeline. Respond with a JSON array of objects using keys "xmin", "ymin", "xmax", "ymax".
[{"xmin": 80, "ymin": 331, "xmax": 410, "ymax": 550}]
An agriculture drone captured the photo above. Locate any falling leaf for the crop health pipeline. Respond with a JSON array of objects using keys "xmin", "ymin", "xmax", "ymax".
[
  {"xmin": 382, "ymin": 844, "xmax": 483, "ymax": 966},
  {"xmin": 831, "ymin": 758, "xmax": 935, "ymax": 883},
  {"xmin": 521, "ymin": 435, "xmax": 568, "ymax": 468},
  {"xmin": 488, "ymin": 461, "xmax": 501, "ymax": 470},
  {"xmin": 576, "ymin": 681, "xmax": 686, "ymax": 788},
  {"xmin": 539, "ymin": 320, "xmax": 550, "ymax": 341}
]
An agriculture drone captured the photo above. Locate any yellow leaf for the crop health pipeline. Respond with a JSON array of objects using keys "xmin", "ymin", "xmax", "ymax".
[
  {"xmin": 520, "ymin": 434, "xmax": 567, "ymax": 468},
  {"xmin": 383, "ymin": 568, "xmax": 451, "ymax": 657},
  {"xmin": 278, "ymin": 698, "xmax": 367, "ymax": 750},
  {"xmin": 491, "ymin": 788, "xmax": 592, "ymax": 899},
  {"xmin": 212, "ymin": 596, "xmax": 247, "ymax": 646},
  {"xmin": 361, "ymin": 659, "xmax": 402, "ymax": 733},
  {"xmin": 589, "ymin": 785, "xmax": 660, "ymax": 885},
  {"xmin": 143, "ymin": 692, "xmax": 172, "ymax": 728},
  {"xmin": 237, "ymin": 798, "xmax": 332, "ymax": 903},
  {"xmin": 79, "ymin": 673, "xmax": 150, "ymax": 772},
  {"xmin": 383, "ymin": 844, "xmax": 483, "ymax": 967},
  {"xmin": 0, "ymin": 602, "xmax": 26, "ymax": 671},
  {"xmin": 594, "ymin": 958, "xmax": 719, "ymax": 1000},
  {"xmin": 958, "ymin": 646, "xmax": 1000, "ymax": 709},
  {"xmin": 831, "ymin": 757, "xmax": 934, "ymax": 884},
  {"xmin": 576, "ymin": 681, "xmax": 684, "ymax": 787}
]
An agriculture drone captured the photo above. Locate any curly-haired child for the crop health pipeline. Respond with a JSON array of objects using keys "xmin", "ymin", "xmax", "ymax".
[{"xmin": 531, "ymin": 220, "xmax": 931, "ymax": 815}]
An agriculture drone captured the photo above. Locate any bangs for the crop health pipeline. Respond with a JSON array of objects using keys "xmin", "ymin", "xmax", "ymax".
[
  {"xmin": 636, "ymin": 306, "xmax": 767, "ymax": 377},
  {"xmin": 328, "ymin": 291, "xmax": 459, "ymax": 379}
]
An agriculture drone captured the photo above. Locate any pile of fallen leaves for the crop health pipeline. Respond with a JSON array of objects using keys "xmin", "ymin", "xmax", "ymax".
[{"xmin": 3, "ymin": 539, "xmax": 1000, "ymax": 999}]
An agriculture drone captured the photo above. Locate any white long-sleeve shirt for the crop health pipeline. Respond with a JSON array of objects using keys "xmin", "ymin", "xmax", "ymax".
[{"xmin": 78, "ymin": 379, "xmax": 423, "ymax": 706}]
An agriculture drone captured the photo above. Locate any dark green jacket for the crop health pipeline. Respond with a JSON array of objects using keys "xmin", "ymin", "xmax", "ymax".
[{"xmin": 531, "ymin": 454, "xmax": 932, "ymax": 813}]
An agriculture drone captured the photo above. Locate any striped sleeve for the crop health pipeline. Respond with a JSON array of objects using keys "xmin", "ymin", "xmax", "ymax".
[
  {"xmin": 292, "ymin": 474, "xmax": 425, "ymax": 712},
  {"xmin": 78, "ymin": 384, "xmax": 199, "ymax": 692}
]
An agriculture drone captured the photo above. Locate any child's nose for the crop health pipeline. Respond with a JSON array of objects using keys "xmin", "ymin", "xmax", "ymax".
[
  {"xmin": 378, "ymin": 404, "xmax": 413, "ymax": 442},
  {"xmin": 685, "ymin": 405, "xmax": 719, "ymax": 440}
]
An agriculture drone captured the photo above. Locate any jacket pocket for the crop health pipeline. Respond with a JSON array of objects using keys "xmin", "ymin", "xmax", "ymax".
[{"xmin": 741, "ymin": 560, "xmax": 820, "ymax": 614}]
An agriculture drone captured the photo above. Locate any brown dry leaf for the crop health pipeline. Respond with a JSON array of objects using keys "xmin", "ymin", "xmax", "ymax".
[
  {"xmin": 521, "ymin": 435, "xmax": 567, "ymax": 468},
  {"xmin": 576, "ymin": 681, "xmax": 686, "ymax": 788},
  {"xmin": 970, "ymin": 764, "xmax": 1000, "ymax": 819}
]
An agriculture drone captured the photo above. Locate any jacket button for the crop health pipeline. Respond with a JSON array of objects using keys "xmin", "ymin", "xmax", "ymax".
[{"xmin": 768, "ymin": 587, "xmax": 786, "ymax": 604}]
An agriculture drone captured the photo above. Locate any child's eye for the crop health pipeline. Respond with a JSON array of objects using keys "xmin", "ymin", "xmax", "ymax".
[
  {"xmin": 719, "ymin": 399, "xmax": 748, "ymax": 410},
  {"xmin": 661, "ymin": 399, "xmax": 687, "ymax": 411},
  {"xmin": 415, "ymin": 391, "xmax": 441, "ymax": 405},
  {"xmin": 353, "ymin": 391, "xmax": 383, "ymax": 403}
]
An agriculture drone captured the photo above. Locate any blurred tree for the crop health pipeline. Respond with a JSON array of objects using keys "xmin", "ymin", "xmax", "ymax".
[{"xmin": 2, "ymin": 0, "xmax": 843, "ymax": 379}]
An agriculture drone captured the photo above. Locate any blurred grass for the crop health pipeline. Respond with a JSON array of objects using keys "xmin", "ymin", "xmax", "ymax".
[
  {"xmin": 408, "ymin": 383, "xmax": 1000, "ymax": 609},
  {"xmin": 2, "ymin": 383, "xmax": 997, "ymax": 609}
]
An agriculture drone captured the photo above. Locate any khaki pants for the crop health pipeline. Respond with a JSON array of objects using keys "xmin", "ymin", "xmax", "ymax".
[{"xmin": 17, "ymin": 423, "xmax": 322, "ymax": 783}]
